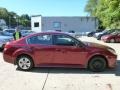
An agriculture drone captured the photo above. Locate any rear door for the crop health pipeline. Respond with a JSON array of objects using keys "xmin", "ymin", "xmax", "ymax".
[{"xmin": 27, "ymin": 34, "xmax": 54, "ymax": 65}]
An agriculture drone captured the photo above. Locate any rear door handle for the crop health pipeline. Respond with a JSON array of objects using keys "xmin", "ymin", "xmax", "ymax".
[{"xmin": 55, "ymin": 49, "xmax": 61, "ymax": 51}]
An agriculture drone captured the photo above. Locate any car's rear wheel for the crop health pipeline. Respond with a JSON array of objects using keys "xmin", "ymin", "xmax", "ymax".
[
  {"xmin": 88, "ymin": 56, "xmax": 107, "ymax": 72},
  {"xmin": 17, "ymin": 55, "xmax": 34, "ymax": 71}
]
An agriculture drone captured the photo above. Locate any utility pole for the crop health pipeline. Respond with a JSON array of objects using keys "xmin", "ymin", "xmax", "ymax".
[{"xmin": 9, "ymin": 16, "xmax": 11, "ymax": 28}]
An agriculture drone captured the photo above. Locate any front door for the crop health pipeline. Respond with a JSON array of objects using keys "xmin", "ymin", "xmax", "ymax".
[{"xmin": 52, "ymin": 34, "xmax": 87, "ymax": 65}]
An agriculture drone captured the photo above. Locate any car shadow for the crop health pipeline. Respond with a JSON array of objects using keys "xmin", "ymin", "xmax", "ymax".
[{"xmin": 16, "ymin": 60, "xmax": 120, "ymax": 76}]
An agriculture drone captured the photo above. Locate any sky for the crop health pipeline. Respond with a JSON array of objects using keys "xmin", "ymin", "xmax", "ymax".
[{"xmin": 0, "ymin": 0, "xmax": 88, "ymax": 16}]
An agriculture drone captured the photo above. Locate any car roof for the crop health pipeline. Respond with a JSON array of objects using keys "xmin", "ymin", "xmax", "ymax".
[
  {"xmin": 33, "ymin": 31, "xmax": 68, "ymax": 35},
  {"xmin": 24, "ymin": 31, "xmax": 70, "ymax": 38}
]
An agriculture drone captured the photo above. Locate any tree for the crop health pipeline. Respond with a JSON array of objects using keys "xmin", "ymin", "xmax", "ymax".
[
  {"xmin": 0, "ymin": 7, "xmax": 9, "ymax": 25},
  {"xmin": 0, "ymin": 7, "xmax": 31, "ymax": 28},
  {"xmin": 85, "ymin": 0, "xmax": 120, "ymax": 29},
  {"xmin": 8, "ymin": 11, "xmax": 17, "ymax": 27},
  {"xmin": 19, "ymin": 14, "xmax": 31, "ymax": 27},
  {"xmin": 96, "ymin": 0, "xmax": 120, "ymax": 28},
  {"xmin": 85, "ymin": 0, "xmax": 99, "ymax": 16}
]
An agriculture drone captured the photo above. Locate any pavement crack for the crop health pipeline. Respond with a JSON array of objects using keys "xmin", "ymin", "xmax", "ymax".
[
  {"xmin": 107, "ymin": 84, "xmax": 112, "ymax": 90},
  {"xmin": 42, "ymin": 69, "xmax": 50, "ymax": 90}
]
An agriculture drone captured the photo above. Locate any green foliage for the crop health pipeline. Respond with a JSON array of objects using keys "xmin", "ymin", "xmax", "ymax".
[
  {"xmin": 0, "ymin": 7, "xmax": 31, "ymax": 27},
  {"xmin": 85, "ymin": 0, "xmax": 120, "ymax": 29},
  {"xmin": 19, "ymin": 14, "xmax": 30, "ymax": 27},
  {"xmin": 85, "ymin": 0, "xmax": 99, "ymax": 16},
  {"xmin": 0, "ymin": 7, "xmax": 9, "ymax": 24}
]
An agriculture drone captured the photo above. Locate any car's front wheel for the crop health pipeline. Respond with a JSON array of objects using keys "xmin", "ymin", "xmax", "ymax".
[
  {"xmin": 17, "ymin": 55, "xmax": 34, "ymax": 71},
  {"xmin": 88, "ymin": 56, "xmax": 107, "ymax": 72}
]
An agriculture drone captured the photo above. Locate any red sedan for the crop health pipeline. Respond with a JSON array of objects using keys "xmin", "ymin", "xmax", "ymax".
[
  {"xmin": 3, "ymin": 32, "xmax": 117, "ymax": 72},
  {"xmin": 101, "ymin": 32, "xmax": 120, "ymax": 43}
]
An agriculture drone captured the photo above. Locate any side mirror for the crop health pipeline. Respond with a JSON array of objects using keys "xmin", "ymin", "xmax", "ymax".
[
  {"xmin": 74, "ymin": 42, "xmax": 81, "ymax": 47},
  {"xmin": 76, "ymin": 42, "xmax": 85, "ymax": 48}
]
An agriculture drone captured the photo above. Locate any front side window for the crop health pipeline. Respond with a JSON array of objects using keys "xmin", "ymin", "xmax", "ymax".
[
  {"xmin": 54, "ymin": 34, "xmax": 77, "ymax": 46},
  {"xmin": 27, "ymin": 34, "xmax": 52, "ymax": 45}
]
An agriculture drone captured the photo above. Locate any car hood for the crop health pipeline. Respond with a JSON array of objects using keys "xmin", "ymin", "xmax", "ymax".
[{"xmin": 83, "ymin": 42, "xmax": 109, "ymax": 49}]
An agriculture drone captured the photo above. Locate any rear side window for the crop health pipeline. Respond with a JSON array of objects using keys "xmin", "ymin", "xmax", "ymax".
[{"xmin": 27, "ymin": 34, "xmax": 52, "ymax": 45}]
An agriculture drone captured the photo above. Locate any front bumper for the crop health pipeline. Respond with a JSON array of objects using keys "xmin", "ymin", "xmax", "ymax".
[{"xmin": 106, "ymin": 55, "xmax": 117, "ymax": 68}]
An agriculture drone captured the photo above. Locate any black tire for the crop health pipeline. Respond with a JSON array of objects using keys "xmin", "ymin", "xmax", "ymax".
[
  {"xmin": 88, "ymin": 56, "xmax": 107, "ymax": 72},
  {"xmin": 0, "ymin": 44, "xmax": 5, "ymax": 51},
  {"xmin": 0, "ymin": 47, "xmax": 3, "ymax": 51},
  {"xmin": 16, "ymin": 55, "xmax": 34, "ymax": 71}
]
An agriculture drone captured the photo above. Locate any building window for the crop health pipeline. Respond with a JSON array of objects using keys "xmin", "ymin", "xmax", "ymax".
[
  {"xmin": 64, "ymin": 24, "xmax": 67, "ymax": 27},
  {"xmin": 34, "ymin": 22, "xmax": 39, "ymax": 27},
  {"xmin": 53, "ymin": 22, "xmax": 61, "ymax": 28}
]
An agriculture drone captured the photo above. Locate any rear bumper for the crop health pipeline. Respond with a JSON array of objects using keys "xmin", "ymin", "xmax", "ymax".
[{"xmin": 3, "ymin": 50, "xmax": 15, "ymax": 64}]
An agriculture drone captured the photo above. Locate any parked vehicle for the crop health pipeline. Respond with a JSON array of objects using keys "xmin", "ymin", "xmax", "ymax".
[
  {"xmin": 0, "ymin": 35, "xmax": 13, "ymax": 50},
  {"xmin": 97, "ymin": 29, "xmax": 120, "ymax": 40},
  {"xmin": 68, "ymin": 32, "xmax": 82, "ymax": 38},
  {"xmin": 68, "ymin": 30, "xmax": 75, "ymax": 33},
  {"xmin": 101, "ymin": 31, "xmax": 120, "ymax": 43},
  {"xmin": 0, "ymin": 31, "xmax": 13, "ymax": 50},
  {"xmin": 87, "ymin": 31, "xmax": 96, "ymax": 37},
  {"xmin": 3, "ymin": 32, "xmax": 117, "ymax": 72},
  {"xmin": 21, "ymin": 30, "xmax": 36, "ymax": 37},
  {"xmin": 93, "ymin": 30, "xmax": 106, "ymax": 38},
  {"xmin": 87, "ymin": 29, "xmax": 103, "ymax": 37},
  {"xmin": 3, "ymin": 29, "xmax": 15, "ymax": 36}
]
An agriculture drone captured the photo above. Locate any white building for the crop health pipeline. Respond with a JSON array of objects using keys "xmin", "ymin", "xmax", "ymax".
[{"xmin": 31, "ymin": 15, "xmax": 98, "ymax": 33}]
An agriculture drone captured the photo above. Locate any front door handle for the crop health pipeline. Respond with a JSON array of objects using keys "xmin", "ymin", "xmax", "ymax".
[{"xmin": 55, "ymin": 49, "xmax": 66, "ymax": 53}]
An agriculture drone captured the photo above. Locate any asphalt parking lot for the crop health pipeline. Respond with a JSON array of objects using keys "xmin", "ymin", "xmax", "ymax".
[{"xmin": 0, "ymin": 36, "xmax": 120, "ymax": 90}]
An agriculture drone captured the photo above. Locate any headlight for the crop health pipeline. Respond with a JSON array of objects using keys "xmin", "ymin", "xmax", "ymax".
[{"xmin": 107, "ymin": 48, "xmax": 116, "ymax": 55}]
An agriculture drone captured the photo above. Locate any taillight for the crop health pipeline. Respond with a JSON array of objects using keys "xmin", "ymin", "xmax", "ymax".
[{"xmin": 4, "ymin": 43, "xmax": 12, "ymax": 51}]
